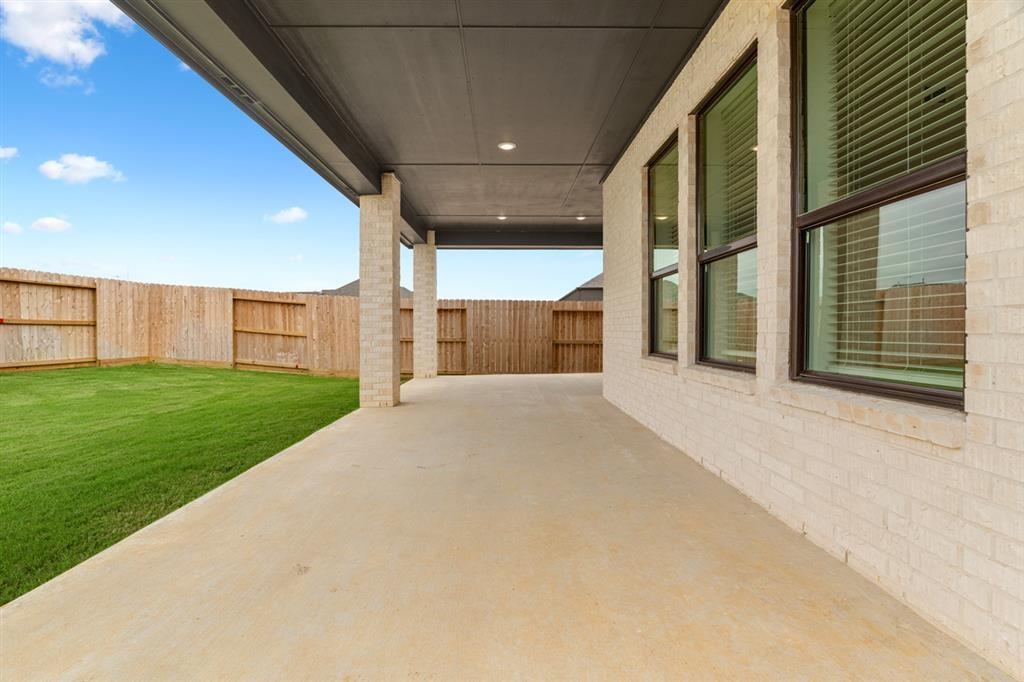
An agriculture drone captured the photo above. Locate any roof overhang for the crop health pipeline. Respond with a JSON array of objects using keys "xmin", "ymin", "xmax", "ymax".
[{"xmin": 113, "ymin": 0, "xmax": 726, "ymax": 249}]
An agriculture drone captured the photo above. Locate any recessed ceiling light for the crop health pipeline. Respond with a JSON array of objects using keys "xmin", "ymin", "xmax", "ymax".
[
  {"xmin": 497, "ymin": 215, "xmax": 508, "ymax": 221},
  {"xmin": 497, "ymin": 142, "xmax": 517, "ymax": 151},
  {"xmin": 576, "ymin": 216, "xmax": 586, "ymax": 221},
  {"xmin": 656, "ymin": 215, "xmax": 669, "ymax": 221}
]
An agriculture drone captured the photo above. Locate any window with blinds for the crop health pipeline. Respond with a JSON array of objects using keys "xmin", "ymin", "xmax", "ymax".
[
  {"xmin": 653, "ymin": 273, "xmax": 680, "ymax": 355},
  {"xmin": 698, "ymin": 58, "xmax": 757, "ymax": 369},
  {"xmin": 649, "ymin": 137, "xmax": 679, "ymax": 356},
  {"xmin": 805, "ymin": 182, "xmax": 965, "ymax": 389},
  {"xmin": 702, "ymin": 63, "xmax": 758, "ymax": 249},
  {"xmin": 650, "ymin": 142, "xmax": 679, "ymax": 273},
  {"xmin": 803, "ymin": 0, "xmax": 967, "ymax": 211},
  {"xmin": 705, "ymin": 249, "xmax": 758, "ymax": 366},
  {"xmin": 797, "ymin": 0, "xmax": 967, "ymax": 402}
]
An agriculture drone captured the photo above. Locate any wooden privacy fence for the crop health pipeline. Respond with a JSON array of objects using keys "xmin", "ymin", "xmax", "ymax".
[
  {"xmin": 398, "ymin": 299, "xmax": 602, "ymax": 375},
  {"xmin": 0, "ymin": 273, "xmax": 99, "ymax": 369},
  {"xmin": 0, "ymin": 268, "xmax": 601, "ymax": 375}
]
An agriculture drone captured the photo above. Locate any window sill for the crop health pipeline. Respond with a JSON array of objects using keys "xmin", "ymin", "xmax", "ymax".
[
  {"xmin": 681, "ymin": 364, "xmax": 756, "ymax": 395},
  {"xmin": 770, "ymin": 381, "xmax": 965, "ymax": 449},
  {"xmin": 641, "ymin": 355, "xmax": 677, "ymax": 375}
]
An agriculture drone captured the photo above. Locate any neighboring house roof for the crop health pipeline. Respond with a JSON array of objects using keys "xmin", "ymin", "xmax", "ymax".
[
  {"xmin": 559, "ymin": 273, "xmax": 603, "ymax": 301},
  {"xmin": 318, "ymin": 279, "xmax": 414, "ymax": 298}
]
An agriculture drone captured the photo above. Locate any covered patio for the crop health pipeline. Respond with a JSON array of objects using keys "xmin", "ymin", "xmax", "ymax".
[
  {"xmin": 1, "ymin": 374, "xmax": 1007, "ymax": 679},
  {"xmin": 12, "ymin": 0, "xmax": 1016, "ymax": 676}
]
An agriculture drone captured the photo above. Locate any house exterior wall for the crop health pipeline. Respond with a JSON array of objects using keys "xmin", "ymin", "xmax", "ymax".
[{"xmin": 601, "ymin": 0, "xmax": 1023, "ymax": 676}]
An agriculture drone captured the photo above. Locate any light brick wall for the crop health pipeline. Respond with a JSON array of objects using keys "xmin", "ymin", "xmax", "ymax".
[
  {"xmin": 359, "ymin": 173, "xmax": 401, "ymax": 407},
  {"xmin": 602, "ymin": 0, "xmax": 1023, "ymax": 676},
  {"xmin": 413, "ymin": 231, "xmax": 438, "ymax": 379}
]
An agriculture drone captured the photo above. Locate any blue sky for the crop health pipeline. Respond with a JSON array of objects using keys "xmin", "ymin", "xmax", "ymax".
[{"xmin": 0, "ymin": 1, "xmax": 601, "ymax": 298}]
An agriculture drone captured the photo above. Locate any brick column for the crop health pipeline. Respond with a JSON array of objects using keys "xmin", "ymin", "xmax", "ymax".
[
  {"xmin": 755, "ymin": 8, "xmax": 794, "ymax": 388},
  {"xmin": 961, "ymin": 1, "xmax": 1024, "ymax": 674},
  {"xmin": 359, "ymin": 173, "xmax": 401, "ymax": 407},
  {"xmin": 413, "ymin": 230, "xmax": 438, "ymax": 378}
]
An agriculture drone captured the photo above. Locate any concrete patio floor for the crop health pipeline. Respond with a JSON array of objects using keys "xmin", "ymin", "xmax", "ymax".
[{"xmin": 1, "ymin": 374, "xmax": 1009, "ymax": 680}]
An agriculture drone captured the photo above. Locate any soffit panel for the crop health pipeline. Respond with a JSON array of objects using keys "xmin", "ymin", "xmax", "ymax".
[
  {"xmin": 427, "ymin": 215, "xmax": 594, "ymax": 229},
  {"xmin": 251, "ymin": 0, "xmax": 459, "ymax": 26},
  {"xmin": 561, "ymin": 165, "xmax": 609, "ymax": 216},
  {"xmin": 394, "ymin": 164, "xmax": 582, "ymax": 216},
  {"xmin": 653, "ymin": 0, "xmax": 724, "ymax": 28},
  {"xmin": 274, "ymin": 26, "xmax": 478, "ymax": 164},
  {"xmin": 147, "ymin": 0, "xmax": 728, "ymax": 246},
  {"xmin": 584, "ymin": 27, "xmax": 701, "ymax": 165},
  {"xmin": 465, "ymin": 27, "xmax": 646, "ymax": 165},
  {"xmin": 458, "ymin": 0, "xmax": 662, "ymax": 27}
]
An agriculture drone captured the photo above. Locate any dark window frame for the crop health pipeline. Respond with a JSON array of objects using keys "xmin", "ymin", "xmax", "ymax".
[
  {"xmin": 647, "ymin": 133, "xmax": 680, "ymax": 359},
  {"xmin": 694, "ymin": 47, "xmax": 759, "ymax": 373},
  {"xmin": 789, "ymin": 0, "xmax": 968, "ymax": 409}
]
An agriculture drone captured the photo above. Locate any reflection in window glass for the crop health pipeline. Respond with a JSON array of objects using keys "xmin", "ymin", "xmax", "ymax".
[
  {"xmin": 703, "ymin": 249, "xmax": 757, "ymax": 366},
  {"xmin": 701, "ymin": 63, "xmax": 757, "ymax": 250},
  {"xmin": 652, "ymin": 273, "xmax": 679, "ymax": 355},
  {"xmin": 649, "ymin": 142, "xmax": 679, "ymax": 272},
  {"xmin": 805, "ymin": 182, "xmax": 966, "ymax": 391}
]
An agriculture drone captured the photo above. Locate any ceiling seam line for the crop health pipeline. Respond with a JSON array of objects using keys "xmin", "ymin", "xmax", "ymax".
[
  {"xmin": 267, "ymin": 24, "xmax": 705, "ymax": 30},
  {"xmin": 421, "ymin": 215, "xmax": 602, "ymax": 218},
  {"xmin": 557, "ymin": 0, "xmax": 667, "ymax": 214},
  {"xmin": 248, "ymin": 0, "xmax": 431, "ymax": 229},
  {"xmin": 601, "ymin": 0, "xmax": 730, "ymax": 182},
  {"xmin": 455, "ymin": 0, "xmax": 484, "ymax": 175},
  {"xmin": 382, "ymin": 163, "xmax": 599, "ymax": 167},
  {"xmin": 243, "ymin": 0, "xmax": 384, "ymax": 185}
]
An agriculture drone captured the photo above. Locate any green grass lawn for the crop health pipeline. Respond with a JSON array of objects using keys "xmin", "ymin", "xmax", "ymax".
[{"xmin": 0, "ymin": 363, "xmax": 359, "ymax": 604}]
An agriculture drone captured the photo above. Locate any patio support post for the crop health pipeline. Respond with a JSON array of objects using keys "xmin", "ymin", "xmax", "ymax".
[
  {"xmin": 413, "ymin": 230, "xmax": 438, "ymax": 378},
  {"xmin": 755, "ymin": 9, "xmax": 793, "ymax": 389},
  {"xmin": 358, "ymin": 172, "xmax": 402, "ymax": 407}
]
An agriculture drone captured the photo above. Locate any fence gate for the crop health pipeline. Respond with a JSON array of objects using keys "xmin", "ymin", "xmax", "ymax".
[
  {"xmin": 552, "ymin": 304, "xmax": 602, "ymax": 373},
  {"xmin": 438, "ymin": 301, "xmax": 468, "ymax": 375},
  {"xmin": 232, "ymin": 294, "xmax": 309, "ymax": 372},
  {"xmin": 399, "ymin": 304, "xmax": 414, "ymax": 374},
  {"xmin": 0, "ymin": 276, "xmax": 98, "ymax": 370}
]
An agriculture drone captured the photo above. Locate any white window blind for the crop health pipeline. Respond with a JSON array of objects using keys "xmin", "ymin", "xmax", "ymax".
[
  {"xmin": 805, "ymin": 181, "xmax": 966, "ymax": 389},
  {"xmin": 805, "ymin": 0, "xmax": 967, "ymax": 210}
]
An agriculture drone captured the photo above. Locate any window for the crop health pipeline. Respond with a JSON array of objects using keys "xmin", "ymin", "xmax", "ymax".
[
  {"xmin": 805, "ymin": 184, "xmax": 966, "ymax": 391},
  {"xmin": 648, "ymin": 137, "xmax": 679, "ymax": 356},
  {"xmin": 697, "ymin": 57, "xmax": 758, "ymax": 369},
  {"xmin": 795, "ymin": 0, "xmax": 967, "ymax": 406}
]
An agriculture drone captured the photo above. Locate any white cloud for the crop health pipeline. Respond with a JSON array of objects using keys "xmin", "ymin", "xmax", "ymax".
[
  {"xmin": 2, "ymin": 221, "xmax": 23, "ymax": 234},
  {"xmin": 40, "ymin": 67, "xmax": 94, "ymax": 93},
  {"xmin": 265, "ymin": 206, "xmax": 308, "ymax": 224},
  {"xmin": 32, "ymin": 216, "xmax": 72, "ymax": 232},
  {"xmin": 0, "ymin": 1, "xmax": 131, "ymax": 68},
  {"xmin": 177, "ymin": 60, "xmax": 191, "ymax": 72},
  {"xmin": 39, "ymin": 153, "xmax": 124, "ymax": 183},
  {"xmin": 288, "ymin": 254, "xmax": 304, "ymax": 262},
  {"xmin": 0, "ymin": 146, "xmax": 17, "ymax": 159}
]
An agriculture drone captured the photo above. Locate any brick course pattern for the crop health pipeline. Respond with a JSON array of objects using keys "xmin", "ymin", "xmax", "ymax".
[
  {"xmin": 358, "ymin": 173, "xmax": 402, "ymax": 407},
  {"xmin": 413, "ymin": 231, "xmax": 438, "ymax": 379},
  {"xmin": 602, "ymin": 0, "xmax": 1023, "ymax": 676}
]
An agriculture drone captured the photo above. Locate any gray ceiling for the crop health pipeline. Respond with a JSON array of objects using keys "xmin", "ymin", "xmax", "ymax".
[
  {"xmin": 239, "ymin": 0, "xmax": 723, "ymax": 246},
  {"xmin": 131, "ymin": 0, "xmax": 722, "ymax": 246}
]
